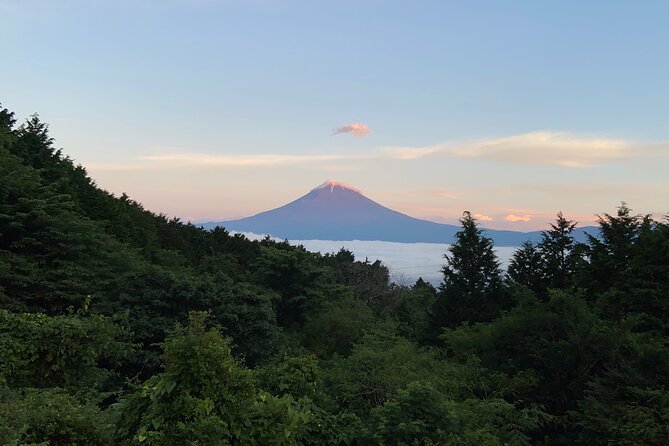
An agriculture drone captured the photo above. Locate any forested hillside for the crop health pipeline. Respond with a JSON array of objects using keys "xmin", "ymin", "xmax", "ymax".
[{"xmin": 1, "ymin": 104, "xmax": 668, "ymax": 445}]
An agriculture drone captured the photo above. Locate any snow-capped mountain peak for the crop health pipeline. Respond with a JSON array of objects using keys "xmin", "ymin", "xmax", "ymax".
[{"xmin": 312, "ymin": 179, "xmax": 361, "ymax": 193}]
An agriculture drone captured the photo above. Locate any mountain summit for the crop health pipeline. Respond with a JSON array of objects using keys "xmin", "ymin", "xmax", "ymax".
[
  {"xmin": 205, "ymin": 179, "xmax": 433, "ymax": 240},
  {"xmin": 312, "ymin": 179, "xmax": 361, "ymax": 193},
  {"xmin": 202, "ymin": 181, "xmax": 591, "ymax": 246}
]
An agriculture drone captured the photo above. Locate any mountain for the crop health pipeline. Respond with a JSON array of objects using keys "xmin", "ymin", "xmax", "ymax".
[{"xmin": 201, "ymin": 180, "xmax": 596, "ymax": 247}]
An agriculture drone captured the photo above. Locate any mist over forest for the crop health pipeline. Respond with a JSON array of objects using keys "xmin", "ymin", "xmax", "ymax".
[{"xmin": 235, "ymin": 233, "xmax": 519, "ymax": 285}]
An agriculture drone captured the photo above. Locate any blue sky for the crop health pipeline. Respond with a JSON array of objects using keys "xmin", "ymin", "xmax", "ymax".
[{"xmin": 2, "ymin": 0, "xmax": 668, "ymax": 229}]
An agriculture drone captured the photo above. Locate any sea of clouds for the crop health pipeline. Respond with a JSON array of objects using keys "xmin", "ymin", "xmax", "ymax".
[{"xmin": 236, "ymin": 232, "xmax": 518, "ymax": 286}]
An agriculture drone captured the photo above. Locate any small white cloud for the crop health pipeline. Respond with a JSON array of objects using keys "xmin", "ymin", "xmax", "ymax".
[
  {"xmin": 505, "ymin": 214, "xmax": 533, "ymax": 222},
  {"xmin": 474, "ymin": 213, "xmax": 494, "ymax": 222},
  {"xmin": 332, "ymin": 123, "xmax": 371, "ymax": 138}
]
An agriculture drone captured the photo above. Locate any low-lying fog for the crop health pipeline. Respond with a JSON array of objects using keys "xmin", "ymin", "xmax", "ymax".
[{"xmin": 236, "ymin": 232, "xmax": 518, "ymax": 286}]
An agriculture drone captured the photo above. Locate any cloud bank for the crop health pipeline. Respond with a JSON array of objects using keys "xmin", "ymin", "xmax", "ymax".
[
  {"xmin": 87, "ymin": 131, "xmax": 668, "ymax": 173},
  {"xmin": 140, "ymin": 153, "xmax": 350, "ymax": 167},
  {"xmin": 235, "ymin": 232, "xmax": 517, "ymax": 285},
  {"xmin": 450, "ymin": 132, "xmax": 636, "ymax": 167},
  {"xmin": 380, "ymin": 131, "xmax": 668, "ymax": 168}
]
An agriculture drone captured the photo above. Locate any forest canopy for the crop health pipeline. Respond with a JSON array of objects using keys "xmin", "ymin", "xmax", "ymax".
[{"xmin": 0, "ymin": 104, "xmax": 668, "ymax": 444}]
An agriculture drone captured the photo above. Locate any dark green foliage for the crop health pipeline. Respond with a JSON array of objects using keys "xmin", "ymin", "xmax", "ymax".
[
  {"xmin": 365, "ymin": 381, "xmax": 458, "ymax": 445},
  {"xmin": 585, "ymin": 204, "xmax": 643, "ymax": 290},
  {"xmin": 404, "ymin": 279, "xmax": 438, "ymax": 340},
  {"xmin": 251, "ymin": 245, "xmax": 327, "ymax": 327},
  {"xmin": 113, "ymin": 313, "xmax": 314, "ymax": 445},
  {"xmin": 581, "ymin": 204, "xmax": 669, "ymax": 333},
  {"xmin": 507, "ymin": 240, "xmax": 544, "ymax": 295},
  {"xmin": 0, "ymin": 387, "xmax": 113, "ymax": 445},
  {"xmin": 325, "ymin": 331, "xmax": 444, "ymax": 412},
  {"xmin": 428, "ymin": 211, "xmax": 503, "ymax": 335},
  {"xmin": 254, "ymin": 355, "xmax": 325, "ymax": 402},
  {"xmin": 301, "ymin": 296, "xmax": 377, "ymax": 357},
  {"xmin": 441, "ymin": 212, "xmax": 502, "ymax": 294},
  {"xmin": 507, "ymin": 212, "xmax": 588, "ymax": 299},
  {"xmin": 366, "ymin": 381, "xmax": 547, "ymax": 446},
  {"xmin": 210, "ymin": 280, "xmax": 282, "ymax": 364},
  {"xmin": 539, "ymin": 211, "xmax": 581, "ymax": 290},
  {"xmin": 0, "ymin": 120, "xmax": 140, "ymax": 314},
  {"xmin": 113, "ymin": 313, "xmax": 257, "ymax": 444},
  {"xmin": 321, "ymin": 249, "xmax": 392, "ymax": 310},
  {"xmin": 443, "ymin": 291, "xmax": 622, "ymax": 414},
  {"xmin": 574, "ymin": 348, "xmax": 669, "ymax": 445},
  {"xmin": 0, "ymin": 309, "xmax": 131, "ymax": 389},
  {"xmin": 321, "ymin": 248, "xmax": 390, "ymax": 310}
]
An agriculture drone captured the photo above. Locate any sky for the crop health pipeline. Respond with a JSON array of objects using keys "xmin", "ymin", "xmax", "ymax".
[{"xmin": 1, "ymin": 0, "xmax": 668, "ymax": 230}]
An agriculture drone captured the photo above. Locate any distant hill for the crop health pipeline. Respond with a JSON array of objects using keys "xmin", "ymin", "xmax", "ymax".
[{"xmin": 201, "ymin": 180, "xmax": 596, "ymax": 247}]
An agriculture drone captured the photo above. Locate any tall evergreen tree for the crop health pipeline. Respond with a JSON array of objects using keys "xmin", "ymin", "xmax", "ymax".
[
  {"xmin": 507, "ymin": 240, "xmax": 544, "ymax": 296},
  {"xmin": 538, "ymin": 212, "xmax": 580, "ymax": 290},
  {"xmin": 581, "ymin": 203, "xmax": 642, "ymax": 295},
  {"xmin": 0, "ymin": 105, "xmax": 16, "ymax": 136},
  {"xmin": 428, "ymin": 212, "xmax": 502, "ymax": 334},
  {"xmin": 582, "ymin": 205, "xmax": 669, "ymax": 332}
]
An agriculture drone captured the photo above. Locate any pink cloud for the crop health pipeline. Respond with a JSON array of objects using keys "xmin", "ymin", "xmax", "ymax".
[
  {"xmin": 332, "ymin": 123, "xmax": 371, "ymax": 138},
  {"xmin": 505, "ymin": 214, "xmax": 533, "ymax": 222}
]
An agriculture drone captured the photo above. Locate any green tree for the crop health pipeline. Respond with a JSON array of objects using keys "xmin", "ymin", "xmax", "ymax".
[
  {"xmin": 114, "ymin": 312, "xmax": 256, "ymax": 444},
  {"xmin": 114, "ymin": 313, "xmax": 312, "ymax": 445},
  {"xmin": 301, "ymin": 296, "xmax": 376, "ymax": 357},
  {"xmin": 428, "ymin": 212, "xmax": 503, "ymax": 335},
  {"xmin": 538, "ymin": 212, "xmax": 580, "ymax": 290},
  {"xmin": 573, "ymin": 334, "xmax": 669, "ymax": 446},
  {"xmin": 251, "ymin": 246, "xmax": 327, "ymax": 327},
  {"xmin": 580, "ymin": 205, "xmax": 669, "ymax": 334},
  {"xmin": 0, "ymin": 387, "xmax": 113, "ymax": 445},
  {"xmin": 321, "ymin": 249, "xmax": 392, "ymax": 312},
  {"xmin": 325, "ymin": 331, "xmax": 442, "ymax": 413},
  {"xmin": 0, "ymin": 309, "xmax": 131, "ymax": 390},
  {"xmin": 391, "ymin": 278, "xmax": 439, "ymax": 343},
  {"xmin": 442, "ymin": 291, "xmax": 632, "ymax": 442},
  {"xmin": 507, "ymin": 240, "xmax": 545, "ymax": 296},
  {"xmin": 365, "ymin": 381, "xmax": 458, "ymax": 445},
  {"xmin": 210, "ymin": 280, "xmax": 283, "ymax": 365},
  {"xmin": 366, "ymin": 381, "xmax": 547, "ymax": 446}
]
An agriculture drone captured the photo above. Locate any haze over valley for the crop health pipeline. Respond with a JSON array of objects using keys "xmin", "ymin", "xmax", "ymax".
[{"xmin": 235, "ymin": 231, "xmax": 518, "ymax": 285}]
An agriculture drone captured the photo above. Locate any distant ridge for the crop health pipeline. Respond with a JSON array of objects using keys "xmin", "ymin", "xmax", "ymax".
[{"xmin": 201, "ymin": 180, "xmax": 595, "ymax": 247}]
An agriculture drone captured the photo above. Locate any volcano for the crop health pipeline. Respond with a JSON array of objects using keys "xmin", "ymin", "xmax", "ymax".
[{"xmin": 201, "ymin": 180, "xmax": 592, "ymax": 246}]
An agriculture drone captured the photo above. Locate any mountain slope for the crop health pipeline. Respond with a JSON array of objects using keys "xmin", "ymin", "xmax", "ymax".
[{"xmin": 202, "ymin": 180, "xmax": 594, "ymax": 246}]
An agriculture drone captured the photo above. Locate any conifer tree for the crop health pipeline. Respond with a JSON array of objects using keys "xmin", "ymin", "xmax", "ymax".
[
  {"xmin": 582, "ymin": 203, "xmax": 642, "ymax": 294},
  {"xmin": 538, "ymin": 212, "xmax": 580, "ymax": 290},
  {"xmin": 582, "ymin": 205, "xmax": 669, "ymax": 331},
  {"xmin": 429, "ymin": 212, "xmax": 502, "ymax": 333},
  {"xmin": 507, "ymin": 240, "xmax": 544, "ymax": 296}
]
